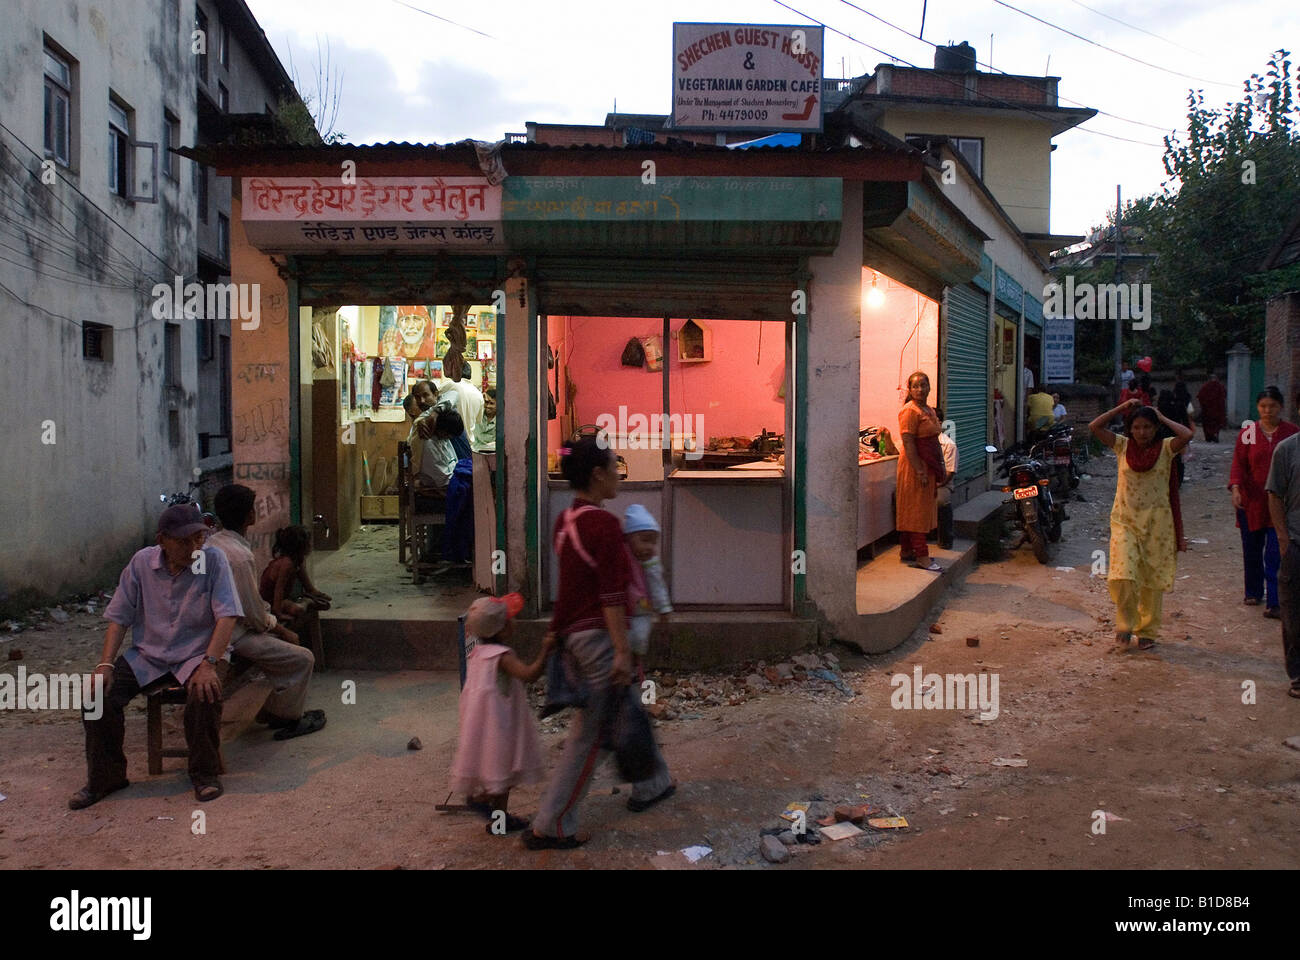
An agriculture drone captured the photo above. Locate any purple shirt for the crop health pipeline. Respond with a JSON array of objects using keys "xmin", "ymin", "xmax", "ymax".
[{"xmin": 104, "ymin": 545, "xmax": 242, "ymax": 686}]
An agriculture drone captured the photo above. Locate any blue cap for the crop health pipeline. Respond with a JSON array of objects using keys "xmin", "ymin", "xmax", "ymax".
[{"xmin": 623, "ymin": 504, "xmax": 660, "ymax": 535}]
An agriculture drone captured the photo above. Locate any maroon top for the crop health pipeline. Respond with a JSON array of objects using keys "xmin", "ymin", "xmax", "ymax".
[
  {"xmin": 549, "ymin": 499, "xmax": 630, "ymax": 636},
  {"xmin": 259, "ymin": 556, "xmax": 296, "ymax": 608},
  {"xmin": 1230, "ymin": 420, "xmax": 1299, "ymax": 531}
]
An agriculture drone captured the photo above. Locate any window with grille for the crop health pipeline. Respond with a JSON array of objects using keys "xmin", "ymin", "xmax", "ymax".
[
  {"xmin": 905, "ymin": 134, "xmax": 984, "ymax": 179},
  {"xmin": 83, "ymin": 322, "xmax": 112, "ymax": 361}
]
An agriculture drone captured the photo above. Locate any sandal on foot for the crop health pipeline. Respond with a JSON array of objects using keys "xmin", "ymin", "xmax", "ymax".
[
  {"xmin": 1137, "ymin": 637, "xmax": 1156, "ymax": 651},
  {"xmin": 1288, "ymin": 686, "xmax": 1300, "ymax": 699},
  {"xmin": 1264, "ymin": 607, "xmax": 1281, "ymax": 620},
  {"xmin": 485, "ymin": 813, "xmax": 530, "ymax": 834},
  {"xmin": 1107, "ymin": 634, "xmax": 1132, "ymax": 655},
  {"xmin": 627, "ymin": 782, "xmax": 677, "ymax": 813},
  {"xmin": 193, "ymin": 778, "xmax": 224, "ymax": 802},
  {"xmin": 522, "ymin": 830, "xmax": 589, "ymax": 850},
  {"xmin": 1243, "ymin": 597, "xmax": 1260, "ymax": 606},
  {"xmin": 273, "ymin": 711, "xmax": 326, "ymax": 740},
  {"xmin": 68, "ymin": 780, "xmax": 129, "ymax": 810}
]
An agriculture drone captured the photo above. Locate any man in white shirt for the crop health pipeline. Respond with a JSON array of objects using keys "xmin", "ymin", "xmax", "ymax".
[
  {"xmin": 437, "ymin": 368, "xmax": 483, "ymax": 448},
  {"xmin": 208, "ymin": 484, "xmax": 324, "ymax": 739},
  {"xmin": 935, "ymin": 410, "xmax": 959, "ymax": 550}
]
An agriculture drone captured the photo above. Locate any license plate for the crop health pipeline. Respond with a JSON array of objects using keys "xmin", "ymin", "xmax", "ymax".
[
  {"xmin": 1053, "ymin": 456, "xmax": 1071, "ymax": 465},
  {"xmin": 1013, "ymin": 486, "xmax": 1039, "ymax": 500}
]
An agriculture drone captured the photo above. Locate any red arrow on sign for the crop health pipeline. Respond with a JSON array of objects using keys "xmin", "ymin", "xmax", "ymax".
[{"xmin": 782, "ymin": 94, "xmax": 818, "ymax": 121}]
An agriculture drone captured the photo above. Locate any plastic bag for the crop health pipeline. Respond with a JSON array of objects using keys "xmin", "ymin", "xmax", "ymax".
[
  {"xmin": 540, "ymin": 644, "xmax": 587, "ymax": 718},
  {"xmin": 601, "ymin": 684, "xmax": 656, "ymax": 782},
  {"xmin": 640, "ymin": 335, "xmax": 663, "ymax": 372}
]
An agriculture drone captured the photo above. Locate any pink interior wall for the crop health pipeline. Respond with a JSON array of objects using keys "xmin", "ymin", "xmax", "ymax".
[
  {"xmin": 547, "ymin": 316, "xmax": 787, "ymax": 453},
  {"xmin": 859, "ymin": 268, "xmax": 940, "ymax": 435}
]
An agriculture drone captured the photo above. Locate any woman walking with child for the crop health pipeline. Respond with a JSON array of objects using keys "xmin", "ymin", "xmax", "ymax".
[
  {"xmin": 1090, "ymin": 399, "xmax": 1193, "ymax": 652},
  {"xmin": 524, "ymin": 436, "xmax": 675, "ymax": 851}
]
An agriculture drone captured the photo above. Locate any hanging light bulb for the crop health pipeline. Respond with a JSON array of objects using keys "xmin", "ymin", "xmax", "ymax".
[{"xmin": 866, "ymin": 272, "xmax": 885, "ymax": 309}]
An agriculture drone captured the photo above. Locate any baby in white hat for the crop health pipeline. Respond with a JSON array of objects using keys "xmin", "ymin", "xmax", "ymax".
[{"xmin": 622, "ymin": 504, "xmax": 673, "ymax": 660}]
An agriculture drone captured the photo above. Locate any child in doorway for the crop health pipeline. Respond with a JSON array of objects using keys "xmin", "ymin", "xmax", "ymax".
[
  {"xmin": 260, "ymin": 525, "xmax": 331, "ymax": 662},
  {"xmin": 622, "ymin": 505, "xmax": 673, "ymax": 670},
  {"xmin": 449, "ymin": 593, "xmax": 555, "ymax": 833}
]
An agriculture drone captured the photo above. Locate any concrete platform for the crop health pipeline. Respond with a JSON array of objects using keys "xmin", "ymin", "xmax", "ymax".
[{"xmin": 847, "ymin": 538, "xmax": 977, "ymax": 653}]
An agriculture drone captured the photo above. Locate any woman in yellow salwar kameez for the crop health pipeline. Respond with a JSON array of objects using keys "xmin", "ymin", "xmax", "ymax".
[{"xmin": 1090, "ymin": 399, "xmax": 1193, "ymax": 652}]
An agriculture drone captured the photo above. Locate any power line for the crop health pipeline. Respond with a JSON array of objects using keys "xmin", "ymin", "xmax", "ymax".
[
  {"xmin": 1066, "ymin": 0, "xmax": 1207, "ymax": 57},
  {"xmin": 991, "ymin": 0, "xmax": 1237, "ymax": 89},
  {"xmin": 386, "ymin": 0, "xmax": 496, "ymax": 40},
  {"xmin": 773, "ymin": 0, "xmax": 1162, "ymax": 145},
  {"xmin": 836, "ymin": 0, "xmax": 1175, "ymax": 133},
  {"xmin": 0, "ymin": 120, "xmax": 187, "ymax": 278}
]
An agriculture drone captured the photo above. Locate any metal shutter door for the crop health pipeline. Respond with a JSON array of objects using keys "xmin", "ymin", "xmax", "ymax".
[{"xmin": 943, "ymin": 284, "xmax": 989, "ymax": 482}]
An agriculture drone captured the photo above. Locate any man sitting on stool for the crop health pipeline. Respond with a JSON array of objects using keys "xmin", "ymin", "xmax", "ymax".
[{"xmin": 70, "ymin": 505, "xmax": 241, "ymax": 808}]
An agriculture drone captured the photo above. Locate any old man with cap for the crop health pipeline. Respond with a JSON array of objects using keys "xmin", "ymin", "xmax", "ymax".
[{"xmin": 69, "ymin": 504, "xmax": 242, "ymax": 809}]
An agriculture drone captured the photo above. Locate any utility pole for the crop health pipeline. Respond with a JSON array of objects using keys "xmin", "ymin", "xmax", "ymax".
[{"xmin": 1113, "ymin": 184, "xmax": 1123, "ymax": 405}]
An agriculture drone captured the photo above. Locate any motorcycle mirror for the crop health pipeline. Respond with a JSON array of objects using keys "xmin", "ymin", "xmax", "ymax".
[{"xmin": 984, "ymin": 445, "xmax": 998, "ymax": 453}]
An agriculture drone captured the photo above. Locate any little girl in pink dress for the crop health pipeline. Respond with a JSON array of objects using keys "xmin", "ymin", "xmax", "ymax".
[{"xmin": 449, "ymin": 593, "xmax": 555, "ymax": 834}]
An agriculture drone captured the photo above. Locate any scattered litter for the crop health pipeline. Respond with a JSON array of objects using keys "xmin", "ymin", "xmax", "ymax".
[
  {"xmin": 808, "ymin": 669, "xmax": 854, "ymax": 696},
  {"xmin": 152, "ymin": 816, "xmax": 175, "ymax": 821},
  {"xmin": 1054, "ymin": 566, "xmax": 1074, "ymax": 572},
  {"xmin": 0, "ymin": 793, "xmax": 6, "ymax": 802},
  {"xmin": 1178, "ymin": 575, "xmax": 1191, "ymax": 580},
  {"xmin": 928, "ymin": 623, "xmax": 943, "ymax": 634},
  {"xmin": 816, "ymin": 814, "xmax": 838, "ymax": 827},
  {"xmin": 792, "ymin": 653, "xmax": 821, "ymax": 671},
  {"xmin": 995, "ymin": 816, "xmax": 1012, "ymax": 821},
  {"xmin": 966, "ymin": 636, "xmax": 980, "ymax": 648},
  {"xmin": 1198, "ymin": 596, "xmax": 1211, "ymax": 601},
  {"xmin": 926, "ymin": 748, "xmax": 941, "ymax": 754},
  {"xmin": 821, "ymin": 821, "xmax": 865, "ymax": 840},
  {"xmin": 1284, "ymin": 736, "xmax": 1300, "ymax": 752},
  {"xmin": 681, "ymin": 845, "xmax": 712, "ymax": 863},
  {"xmin": 991, "ymin": 757, "xmax": 1028, "ymax": 767},
  {"xmin": 867, "ymin": 816, "xmax": 909, "ymax": 829},
  {"xmin": 1189, "ymin": 538, "xmax": 1209, "ymax": 544},
  {"xmin": 407, "ymin": 736, "xmax": 423, "ymax": 751},
  {"xmin": 938, "ymin": 807, "xmax": 955, "ymax": 815},
  {"xmin": 779, "ymin": 801, "xmax": 809, "ymax": 823},
  {"xmin": 49, "ymin": 608, "xmax": 70, "ymax": 624},
  {"xmin": 834, "ymin": 803, "xmax": 876, "ymax": 824}
]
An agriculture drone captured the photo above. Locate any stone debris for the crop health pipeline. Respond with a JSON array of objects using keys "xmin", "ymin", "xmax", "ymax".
[
  {"xmin": 48, "ymin": 609, "xmax": 70, "ymax": 624},
  {"xmin": 760, "ymin": 835, "xmax": 790, "ymax": 863},
  {"xmin": 407, "ymin": 736, "xmax": 423, "ymax": 751}
]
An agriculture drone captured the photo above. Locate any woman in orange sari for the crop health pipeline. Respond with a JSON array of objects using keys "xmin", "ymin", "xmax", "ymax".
[{"xmin": 897, "ymin": 371, "xmax": 946, "ymax": 571}]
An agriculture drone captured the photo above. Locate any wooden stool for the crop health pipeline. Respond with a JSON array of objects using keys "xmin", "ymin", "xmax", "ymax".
[{"xmin": 144, "ymin": 659, "xmax": 253, "ymax": 774}]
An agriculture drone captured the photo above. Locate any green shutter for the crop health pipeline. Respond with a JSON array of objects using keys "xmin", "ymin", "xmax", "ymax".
[{"xmin": 943, "ymin": 284, "xmax": 988, "ymax": 482}]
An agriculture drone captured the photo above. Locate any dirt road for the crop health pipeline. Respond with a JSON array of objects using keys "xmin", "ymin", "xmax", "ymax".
[{"xmin": 2, "ymin": 437, "xmax": 1298, "ymax": 869}]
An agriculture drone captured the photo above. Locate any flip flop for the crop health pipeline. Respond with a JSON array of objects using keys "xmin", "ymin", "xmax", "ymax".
[
  {"xmin": 627, "ymin": 782, "xmax": 677, "ymax": 813},
  {"xmin": 1288, "ymin": 686, "xmax": 1300, "ymax": 699},
  {"xmin": 1264, "ymin": 608, "xmax": 1281, "ymax": 620},
  {"xmin": 273, "ymin": 711, "xmax": 327, "ymax": 740},
  {"xmin": 522, "ymin": 830, "xmax": 589, "ymax": 850},
  {"xmin": 1137, "ymin": 638, "xmax": 1156, "ymax": 651},
  {"xmin": 68, "ymin": 780, "xmax": 129, "ymax": 810},
  {"xmin": 193, "ymin": 778, "xmax": 224, "ymax": 802},
  {"xmin": 1243, "ymin": 598, "xmax": 1260, "ymax": 606},
  {"xmin": 485, "ymin": 813, "xmax": 531, "ymax": 834}
]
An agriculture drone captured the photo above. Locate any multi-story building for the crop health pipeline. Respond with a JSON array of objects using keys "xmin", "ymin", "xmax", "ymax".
[{"xmin": 0, "ymin": 1, "xmax": 303, "ymax": 615}]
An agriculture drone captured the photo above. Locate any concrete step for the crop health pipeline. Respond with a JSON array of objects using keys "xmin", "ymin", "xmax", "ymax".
[
  {"xmin": 320, "ymin": 611, "xmax": 819, "ymax": 672},
  {"xmin": 953, "ymin": 489, "xmax": 1008, "ymax": 539},
  {"xmin": 846, "ymin": 538, "xmax": 977, "ymax": 654}
]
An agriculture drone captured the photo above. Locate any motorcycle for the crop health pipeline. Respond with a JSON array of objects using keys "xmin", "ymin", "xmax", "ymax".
[
  {"xmin": 1027, "ymin": 422, "xmax": 1074, "ymax": 538},
  {"xmin": 160, "ymin": 471, "xmax": 216, "ymax": 530},
  {"xmin": 986, "ymin": 442, "xmax": 1058, "ymax": 563}
]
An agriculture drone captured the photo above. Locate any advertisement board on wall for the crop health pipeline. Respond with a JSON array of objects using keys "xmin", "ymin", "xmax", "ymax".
[
  {"xmin": 672, "ymin": 23, "xmax": 824, "ymax": 132},
  {"xmin": 1043, "ymin": 318, "xmax": 1075, "ymax": 384}
]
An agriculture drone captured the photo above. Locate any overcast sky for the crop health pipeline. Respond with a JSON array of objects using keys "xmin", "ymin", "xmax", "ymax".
[{"xmin": 245, "ymin": 0, "xmax": 1298, "ymax": 235}]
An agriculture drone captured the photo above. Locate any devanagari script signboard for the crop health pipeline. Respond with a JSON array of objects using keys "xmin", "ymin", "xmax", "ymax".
[{"xmin": 240, "ymin": 177, "xmax": 504, "ymax": 250}]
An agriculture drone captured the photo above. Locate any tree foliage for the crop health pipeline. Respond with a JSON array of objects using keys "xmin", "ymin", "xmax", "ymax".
[{"xmin": 1071, "ymin": 50, "xmax": 1300, "ymax": 377}]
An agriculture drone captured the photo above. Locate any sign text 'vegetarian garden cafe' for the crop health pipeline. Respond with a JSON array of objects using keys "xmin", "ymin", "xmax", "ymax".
[{"xmin": 672, "ymin": 23, "xmax": 825, "ymax": 132}]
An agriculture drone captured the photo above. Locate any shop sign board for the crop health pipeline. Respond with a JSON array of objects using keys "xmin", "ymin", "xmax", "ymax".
[
  {"xmin": 502, "ymin": 176, "xmax": 841, "ymax": 222},
  {"xmin": 672, "ymin": 23, "xmax": 824, "ymax": 132},
  {"xmin": 241, "ymin": 177, "xmax": 503, "ymax": 250},
  {"xmin": 1043, "ymin": 317, "xmax": 1075, "ymax": 383}
]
